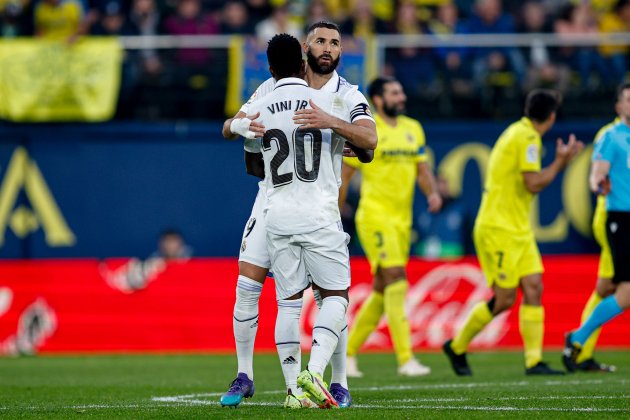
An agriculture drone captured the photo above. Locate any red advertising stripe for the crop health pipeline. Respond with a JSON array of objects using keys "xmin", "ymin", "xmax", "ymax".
[{"xmin": 0, "ymin": 257, "xmax": 627, "ymax": 354}]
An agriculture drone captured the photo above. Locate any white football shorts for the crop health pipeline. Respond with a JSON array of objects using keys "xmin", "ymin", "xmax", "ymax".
[
  {"xmin": 267, "ymin": 221, "xmax": 351, "ymax": 300},
  {"xmin": 238, "ymin": 188, "xmax": 271, "ymax": 269}
]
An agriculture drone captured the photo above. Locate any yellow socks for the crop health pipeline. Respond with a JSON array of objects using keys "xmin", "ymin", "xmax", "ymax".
[
  {"xmin": 451, "ymin": 301, "xmax": 493, "ymax": 355},
  {"xmin": 384, "ymin": 280, "xmax": 412, "ymax": 366},
  {"xmin": 577, "ymin": 291, "xmax": 603, "ymax": 363},
  {"xmin": 347, "ymin": 291, "xmax": 384, "ymax": 357},
  {"xmin": 519, "ymin": 305, "xmax": 544, "ymax": 369}
]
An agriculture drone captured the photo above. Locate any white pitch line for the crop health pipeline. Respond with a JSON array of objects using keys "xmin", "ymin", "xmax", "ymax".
[{"xmin": 157, "ymin": 378, "xmax": 627, "ymax": 399}]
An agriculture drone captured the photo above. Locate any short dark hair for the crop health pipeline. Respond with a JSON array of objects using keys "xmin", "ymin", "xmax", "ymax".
[
  {"xmin": 524, "ymin": 89, "xmax": 561, "ymax": 123},
  {"xmin": 367, "ymin": 76, "xmax": 398, "ymax": 101},
  {"xmin": 267, "ymin": 33, "xmax": 303, "ymax": 79},
  {"xmin": 616, "ymin": 81, "xmax": 630, "ymax": 101},
  {"xmin": 306, "ymin": 20, "xmax": 341, "ymax": 37},
  {"xmin": 159, "ymin": 228, "xmax": 182, "ymax": 239}
]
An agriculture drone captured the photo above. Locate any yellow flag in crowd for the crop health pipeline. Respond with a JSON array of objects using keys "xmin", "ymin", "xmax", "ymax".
[{"xmin": 0, "ymin": 38, "xmax": 122, "ymax": 122}]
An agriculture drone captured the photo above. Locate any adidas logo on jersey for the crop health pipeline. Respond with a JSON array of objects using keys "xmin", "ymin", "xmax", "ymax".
[{"xmin": 282, "ymin": 356, "xmax": 298, "ymax": 365}]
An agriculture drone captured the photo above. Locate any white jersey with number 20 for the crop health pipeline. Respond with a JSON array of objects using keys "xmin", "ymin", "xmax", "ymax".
[{"xmin": 248, "ymin": 77, "xmax": 347, "ymax": 236}]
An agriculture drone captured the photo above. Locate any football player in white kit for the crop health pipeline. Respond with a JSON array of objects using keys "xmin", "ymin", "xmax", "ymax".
[
  {"xmin": 253, "ymin": 33, "xmax": 377, "ymax": 409},
  {"xmin": 220, "ymin": 22, "xmax": 376, "ymax": 409}
]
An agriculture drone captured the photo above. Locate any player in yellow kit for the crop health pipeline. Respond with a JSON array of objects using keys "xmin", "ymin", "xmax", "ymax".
[
  {"xmin": 572, "ymin": 118, "xmax": 619, "ymax": 372},
  {"xmin": 443, "ymin": 89, "xmax": 583, "ymax": 376},
  {"xmin": 340, "ymin": 76, "xmax": 442, "ymax": 377}
]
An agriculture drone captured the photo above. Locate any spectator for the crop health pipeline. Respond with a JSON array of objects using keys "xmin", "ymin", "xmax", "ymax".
[
  {"xmin": 467, "ymin": 0, "xmax": 527, "ymax": 89},
  {"xmin": 1, "ymin": 0, "xmax": 34, "ymax": 36},
  {"xmin": 151, "ymin": 228, "xmax": 193, "ymax": 260},
  {"xmin": 126, "ymin": 0, "xmax": 163, "ymax": 78},
  {"xmin": 34, "ymin": 0, "xmax": 84, "ymax": 39},
  {"xmin": 519, "ymin": 1, "xmax": 570, "ymax": 93},
  {"xmin": 91, "ymin": 0, "xmax": 136, "ymax": 117},
  {"xmin": 220, "ymin": 0, "xmax": 253, "ymax": 34},
  {"xmin": 304, "ymin": 0, "xmax": 330, "ymax": 33},
  {"xmin": 339, "ymin": 0, "xmax": 389, "ymax": 37},
  {"xmin": 254, "ymin": 3, "xmax": 301, "ymax": 43},
  {"xmin": 245, "ymin": 0, "xmax": 271, "ymax": 27},
  {"xmin": 387, "ymin": 1, "xmax": 438, "ymax": 97},
  {"xmin": 598, "ymin": 0, "xmax": 630, "ymax": 87},
  {"xmin": 163, "ymin": 0, "xmax": 219, "ymax": 67},
  {"xmin": 429, "ymin": 1, "xmax": 473, "ymax": 96},
  {"xmin": 90, "ymin": 0, "xmax": 127, "ymax": 34},
  {"xmin": 554, "ymin": 2, "xmax": 609, "ymax": 90}
]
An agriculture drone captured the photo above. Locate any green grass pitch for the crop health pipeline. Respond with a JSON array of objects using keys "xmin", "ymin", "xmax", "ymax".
[{"xmin": 1, "ymin": 351, "xmax": 629, "ymax": 418}]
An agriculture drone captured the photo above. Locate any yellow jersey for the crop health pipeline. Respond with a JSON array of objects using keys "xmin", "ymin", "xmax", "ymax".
[
  {"xmin": 475, "ymin": 117, "xmax": 541, "ymax": 234},
  {"xmin": 344, "ymin": 113, "xmax": 427, "ymax": 226},
  {"xmin": 35, "ymin": 0, "xmax": 83, "ymax": 40}
]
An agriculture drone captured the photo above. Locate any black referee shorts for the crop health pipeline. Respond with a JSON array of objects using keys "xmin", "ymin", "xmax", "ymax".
[{"xmin": 606, "ymin": 211, "xmax": 630, "ymax": 284}]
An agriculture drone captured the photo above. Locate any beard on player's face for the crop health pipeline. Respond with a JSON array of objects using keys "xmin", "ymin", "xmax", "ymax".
[
  {"xmin": 382, "ymin": 100, "xmax": 405, "ymax": 117},
  {"xmin": 306, "ymin": 48, "xmax": 340, "ymax": 75}
]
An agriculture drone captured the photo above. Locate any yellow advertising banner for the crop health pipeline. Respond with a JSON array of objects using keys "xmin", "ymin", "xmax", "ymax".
[{"xmin": 0, "ymin": 38, "xmax": 122, "ymax": 122}]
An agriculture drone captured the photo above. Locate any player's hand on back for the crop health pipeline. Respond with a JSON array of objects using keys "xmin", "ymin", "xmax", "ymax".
[
  {"xmin": 343, "ymin": 142, "xmax": 357, "ymax": 157},
  {"xmin": 293, "ymin": 99, "xmax": 334, "ymax": 129},
  {"xmin": 230, "ymin": 112, "xmax": 266, "ymax": 139}
]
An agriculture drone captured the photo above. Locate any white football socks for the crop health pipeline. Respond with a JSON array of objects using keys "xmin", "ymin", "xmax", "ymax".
[
  {"xmin": 233, "ymin": 275, "xmax": 262, "ymax": 379},
  {"xmin": 313, "ymin": 289, "xmax": 348, "ymax": 387},
  {"xmin": 276, "ymin": 298, "xmax": 303, "ymax": 393},
  {"xmin": 308, "ymin": 296, "xmax": 348, "ymax": 377},
  {"xmin": 331, "ymin": 325, "xmax": 349, "ymax": 388}
]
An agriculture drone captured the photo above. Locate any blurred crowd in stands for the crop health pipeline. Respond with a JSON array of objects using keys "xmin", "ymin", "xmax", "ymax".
[{"xmin": 2, "ymin": 0, "xmax": 629, "ymax": 120}]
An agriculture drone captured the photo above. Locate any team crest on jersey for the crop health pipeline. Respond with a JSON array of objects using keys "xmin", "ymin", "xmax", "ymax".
[
  {"xmin": 241, "ymin": 240, "xmax": 247, "ymax": 253},
  {"xmin": 406, "ymin": 133, "xmax": 415, "ymax": 143}
]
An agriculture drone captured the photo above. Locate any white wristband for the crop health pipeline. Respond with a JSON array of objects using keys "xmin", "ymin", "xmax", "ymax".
[{"xmin": 230, "ymin": 118, "xmax": 256, "ymax": 139}]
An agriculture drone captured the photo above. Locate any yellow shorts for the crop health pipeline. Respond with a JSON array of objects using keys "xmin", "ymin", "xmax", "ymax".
[
  {"xmin": 473, "ymin": 225, "xmax": 544, "ymax": 289},
  {"xmin": 356, "ymin": 220, "xmax": 410, "ymax": 274},
  {"xmin": 593, "ymin": 196, "xmax": 614, "ymax": 279}
]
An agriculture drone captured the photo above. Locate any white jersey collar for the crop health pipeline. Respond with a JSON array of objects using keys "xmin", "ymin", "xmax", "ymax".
[
  {"xmin": 274, "ymin": 77, "xmax": 308, "ymax": 90},
  {"xmin": 320, "ymin": 71, "xmax": 340, "ymax": 93}
]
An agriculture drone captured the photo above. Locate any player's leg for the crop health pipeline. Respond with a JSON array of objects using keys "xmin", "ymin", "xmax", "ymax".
[
  {"xmin": 267, "ymin": 232, "xmax": 314, "ymax": 408},
  {"xmin": 313, "ymin": 286, "xmax": 352, "ymax": 407},
  {"xmin": 346, "ymin": 270, "xmax": 384, "ymax": 378},
  {"xmin": 221, "ymin": 191, "xmax": 270, "ymax": 407},
  {"xmin": 516, "ymin": 236, "xmax": 563, "ymax": 375},
  {"xmin": 444, "ymin": 226, "xmax": 517, "ymax": 376},
  {"xmin": 576, "ymin": 202, "xmax": 616, "ymax": 370},
  {"xmin": 380, "ymin": 266, "xmax": 430, "ymax": 376},
  {"xmin": 564, "ymin": 211, "xmax": 630, "ymax": 371},
  {"xmin": 298, "ymin": 223, "xmax": 350, "ymax": 409}
]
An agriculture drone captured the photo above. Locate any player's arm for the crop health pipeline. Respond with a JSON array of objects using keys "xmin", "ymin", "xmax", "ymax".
[
  {"xmin": 293, "ymin": 100, "xmax": 378, "ymax": 150},
  {"xmin": 417, "ymin": 162, "xmax": 442, "ymax": 213},
  {"xmin": 222, "ymin": 111, "xmax": 265, "ymax": 140},
  {"xmin": 522, "ymin": 134, "xmax": 583, "ymax": 194},
  {"xmin": 245, "ymin": 151, "xmax": 265, "ymax": 179},
  {"xmin": 339, "ymin": 163, "xmax": 358, "ymax": 211},
  {"xmin": 344, "ymin": 142, "xmax": 374, "ymax": 163},
  {"xmin": 589, "ymin": 160, "xmax": 611, "ymax": 195},
  {"xmin": 589, "ymin": 133, "xmax": 613, "ymax": 195}
]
